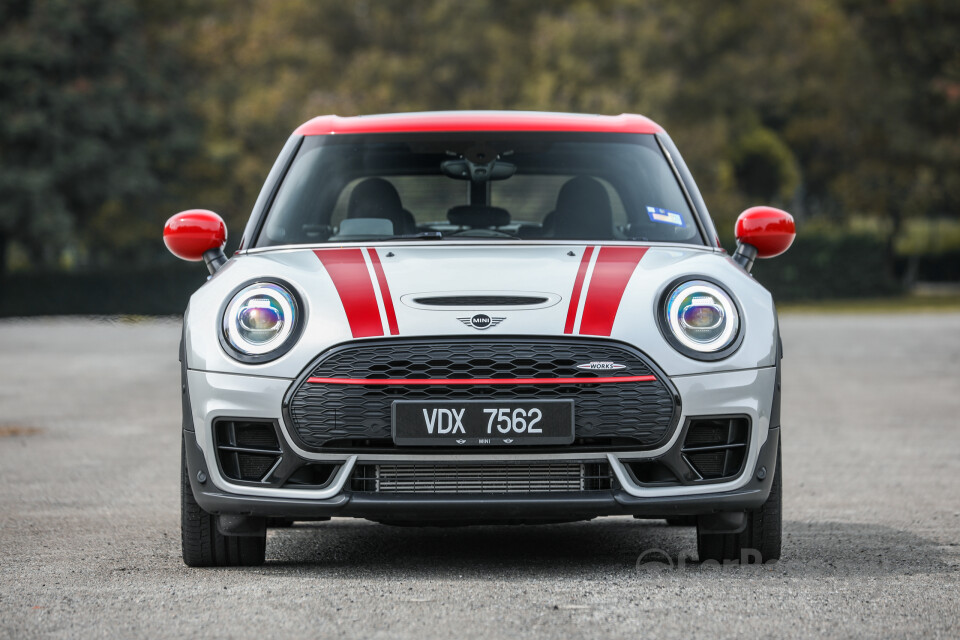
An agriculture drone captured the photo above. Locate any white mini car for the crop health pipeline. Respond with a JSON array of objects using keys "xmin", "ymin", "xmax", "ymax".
[{"xmin": 164, "ymin": 111, "xmax": 795, "ymax": 567}]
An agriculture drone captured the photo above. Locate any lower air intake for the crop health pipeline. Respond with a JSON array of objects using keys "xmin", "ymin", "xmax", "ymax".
[
  {"xmin": 352, "ymin": 462, "xmax": 610, "ymax": 494},
  {"xmin": 214, "ymin": 420, "xmax": 282, "ymax": 483},
  {"xmin": 681, "ymin": 417, "xmax": 749, "ymax": 481}
]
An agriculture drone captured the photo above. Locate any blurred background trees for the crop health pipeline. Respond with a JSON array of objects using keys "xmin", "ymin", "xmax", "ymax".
[
  {"xmin": 0, "ymin": 0, "xmax": 958, "ymax": 309},
  {"xmin": 0, "ymin": 0, "xmax": 198, "ymax": 273}
]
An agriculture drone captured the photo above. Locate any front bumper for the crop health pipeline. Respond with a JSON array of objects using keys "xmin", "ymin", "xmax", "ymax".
[
  {"xmin": 184, "ymin": 426, "xmax": 779, "ymax": 521},
  {"xmin": 183, "ymin": 364, "xmax": 779, "ymax": 520}
]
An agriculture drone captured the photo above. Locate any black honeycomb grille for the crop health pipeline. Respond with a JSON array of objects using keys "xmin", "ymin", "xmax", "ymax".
[{"xmin": 286, "ymin": 339, "xmax": 677, "ymax": 451}]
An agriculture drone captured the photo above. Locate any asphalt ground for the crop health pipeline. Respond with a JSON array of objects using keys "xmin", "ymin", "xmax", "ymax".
[{"xmin": 1, "ymin": 314, "xmax": 958, "ymax": 639}]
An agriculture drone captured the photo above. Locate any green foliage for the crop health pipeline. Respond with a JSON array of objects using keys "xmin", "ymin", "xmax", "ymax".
[
  {"xmin": 894, "ymin": 218, "xmax": 960, "ymax": 256},
  {"xmin": 751, "ymin": 231, "xmax": 902, "ymax": 301},
  {"xmin": 0, "ymin": 0, "xmax": 957, "ymax": 298},
  {"xmin": 164, "ymin": 0, "xmax": 886, "ymax": 232},
  {"xmin": 0, "ymin": 264, "xmax": 204, "ymax": 317},
  {"xmin": 0, "ymin": 0, "xmax": 197, "ymax": 272},
  {"xmin": 730, "ymin": 127, "xmax": 800, "ymax": 203},
  {"xmin": 833, "ymin": 0, "xmax": 960, "ymax": 226}
]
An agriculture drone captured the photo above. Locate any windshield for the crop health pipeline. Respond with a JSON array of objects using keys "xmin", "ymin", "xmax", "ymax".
[{"xmin": 255, "ymin": 132, "xmax": 704, "ymax": 247}]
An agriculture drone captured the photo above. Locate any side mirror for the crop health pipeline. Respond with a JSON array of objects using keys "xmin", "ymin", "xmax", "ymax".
[
  {"xmin": 163, "ymin": 209, "xmax": 228, "ymax": 275},
  {"xmin": 733, "ymin": 206, "xmax": 796, "ymax": 273}
]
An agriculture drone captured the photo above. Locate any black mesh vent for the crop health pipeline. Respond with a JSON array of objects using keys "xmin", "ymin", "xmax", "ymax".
[
  {"xmin": 685, "ymin": 451, "xmax": 725, "ymax": 476},
  {"xmin": 287, "ymin": 339, "xmax": 677, "ymax": 451},
  {"xmin": 237, "ymin": 453, "xmax": 277, "ymax": 480},
  {"xmin": 235, "ymin": 424, "xmax": 281, "ymax": 449},
  {"xmin": 214, "ymin": 420, "xmax": 282, "ymax": 483},
  {"xmin": 413, "ymin": 295, "xmax": 548, "ymax": 306},
  {"xmin": 682, "ymin": 424, "xmax": 726, "ymax": 447},
  {"xmin": 681, "ymin": 417, "xmax": 749, "ymax": 480}
]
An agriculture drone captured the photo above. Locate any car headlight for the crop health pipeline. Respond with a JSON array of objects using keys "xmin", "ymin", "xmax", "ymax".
[
  {"xmin": 662, "ymin": 280, "xmax": 740, "ymax": 356},
  {"xmin": 222, "ymin": 282, "xmax": 301, "ymax": 359}
]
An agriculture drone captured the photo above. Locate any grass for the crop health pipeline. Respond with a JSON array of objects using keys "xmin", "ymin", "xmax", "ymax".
[{"xmin": 779, "ymin": 293, "xmax": 960, "ymax": 314}]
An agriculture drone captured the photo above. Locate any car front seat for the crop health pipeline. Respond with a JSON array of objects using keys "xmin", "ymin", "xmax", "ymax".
[
  {"xmin": 346, "ymin": 177, "xmax": 415, "ymax": 234},
  {"xmin": 550, "ymin": 176, "xmax": 614, "ymax": 240}
]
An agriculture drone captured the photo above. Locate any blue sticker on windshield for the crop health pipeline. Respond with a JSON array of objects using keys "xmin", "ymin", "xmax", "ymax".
[{"xmin": 646, "ymin": 206, "xmax": 685, "ymax": 227}]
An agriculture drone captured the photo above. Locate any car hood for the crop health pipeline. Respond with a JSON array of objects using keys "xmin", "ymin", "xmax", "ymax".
[{"xmin": 184, "ymin": 243, "xmax": 778, "ymax": 378}]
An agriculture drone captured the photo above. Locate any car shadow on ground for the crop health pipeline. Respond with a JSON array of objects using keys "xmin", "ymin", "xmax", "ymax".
[{"xmin": 259, "ymin": 518, "xmax": 957, "ymax": 579}]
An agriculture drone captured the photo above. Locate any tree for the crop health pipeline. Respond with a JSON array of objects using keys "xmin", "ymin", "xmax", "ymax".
[
  {"xmin": 836, "ymin": 0, "xmax": 960, "ymax": 271},
  {"xmin": 3, "ymin": 0, "xmax": 956, "ymax": 279},
  {"xmin": 0, "ymin": 0, "xmax": 197, "ymax": 274}
]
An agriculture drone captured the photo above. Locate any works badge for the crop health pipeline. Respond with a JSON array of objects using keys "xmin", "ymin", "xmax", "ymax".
[
  {"xmin": 576, "ymin": 361, "xmax": 627, "ymax": 370},
  {"xmin": 458, "ymin": 314, "xmax": 505, "ymax": 330}
]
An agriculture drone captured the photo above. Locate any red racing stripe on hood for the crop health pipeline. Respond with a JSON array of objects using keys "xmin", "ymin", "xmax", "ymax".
[
  {"xmin": 563, "ymin": 246, "xmax": 595, "ymax": 334},
  {"xmin": 314, "ymin": 248, "xmax": 384, "ymax": 338},
  {"xmin": 578, "ymin": 246, "xmax": 648, "ymax": 336},
  {"xmin": 366, "ymin": 248, "xmax": 399, "ymax": 335}
]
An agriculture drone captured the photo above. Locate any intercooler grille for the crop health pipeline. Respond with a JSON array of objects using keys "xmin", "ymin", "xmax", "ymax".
[{"xmin": 352, "ymin": 462, "xmax": 611, "ymax": 494}]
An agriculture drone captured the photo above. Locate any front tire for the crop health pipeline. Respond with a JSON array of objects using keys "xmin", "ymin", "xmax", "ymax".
[
  {"xmin": 181, "ymin": 438, "xmax": 266, "ymax": 567},
  {"xmin": 697, "ymin": 442, "xmax": 781, "ymax": 563}
]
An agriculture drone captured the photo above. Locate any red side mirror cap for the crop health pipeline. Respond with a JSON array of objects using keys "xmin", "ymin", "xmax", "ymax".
[
  {"xmin": 163, "ymin": 210, "xmax": 227, "ymax": 262},
  {"xmin": 735, "ymin": 206, "xmax": 796, "ymax": 259}
]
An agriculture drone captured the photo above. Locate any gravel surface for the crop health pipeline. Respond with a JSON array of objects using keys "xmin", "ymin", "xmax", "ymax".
[{"xmin": 1, "ymin": 314, "xmax": 958, "ymax": 639}]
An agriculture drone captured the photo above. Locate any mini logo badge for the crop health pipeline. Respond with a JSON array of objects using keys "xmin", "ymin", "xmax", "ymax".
[
  {"xmin": 458, "ymin": 314, "xmax": 505, "ymax": 330},
  {"xmin": 456, "ymin": 439, "xmax": 466, "ymax": 444},
  {"xmin": 576, "ymin": 361, "xmax": 627, "ymax": 370},
  {"xmin": 503, "ymin": 439, "xmax": 514, "ymax": 444}
]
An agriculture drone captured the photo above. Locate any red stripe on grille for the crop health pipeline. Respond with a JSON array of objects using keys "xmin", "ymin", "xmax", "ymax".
[
  {"xmin": 314, "ymin": 248, "xmax": 384, "ymax": 338},
  {"xmin": 307, "ymin": 375, "xmax": 657, "ymax": 385},
  {"xmin": 366, "ymin": 248, "xmax": 399, "ymax": 335},
  {"xmin": 578, "ymin": 246, "xmax": 648, "ymax": 336},
  {"xmin": 563, "ymin": 245, "xmax": 595, "ymax": 334}
]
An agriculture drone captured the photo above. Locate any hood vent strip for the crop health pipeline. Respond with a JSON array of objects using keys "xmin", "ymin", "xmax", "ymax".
[{"xmin": 413, "ymin": 295, "xmax": 548, "ymax": 307}]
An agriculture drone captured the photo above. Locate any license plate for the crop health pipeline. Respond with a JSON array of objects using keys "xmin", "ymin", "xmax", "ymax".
[{"xmin": 392, "ymin": 400, "xmax": 575, "ymax": 446}]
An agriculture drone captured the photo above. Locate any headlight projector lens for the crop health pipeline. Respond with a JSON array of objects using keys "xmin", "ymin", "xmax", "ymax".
[
  {"xmin": 224, "ymin": 283, "xmax": 298, "ymax": 356},
  {"xmin": 238, "ymin": 298, "xmax": 283, "ymax": 343},
  {"xmin": 666, "ymin": 281, "xmax": 739, "ymax": 353}
]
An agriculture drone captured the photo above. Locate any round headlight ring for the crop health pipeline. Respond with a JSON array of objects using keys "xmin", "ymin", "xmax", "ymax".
[
  {"xmin": 220, "ymin": 280, "xmax": 305, "ymax": 362},
  {"xmin": 659, "ymin": 278, "xmax": 743, "ymax": 360}
]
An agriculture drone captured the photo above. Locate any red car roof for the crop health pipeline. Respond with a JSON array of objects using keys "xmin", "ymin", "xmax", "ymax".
[{"xmin": 294, "ymin": 111, "xmax": 665, "ymax": 136}]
